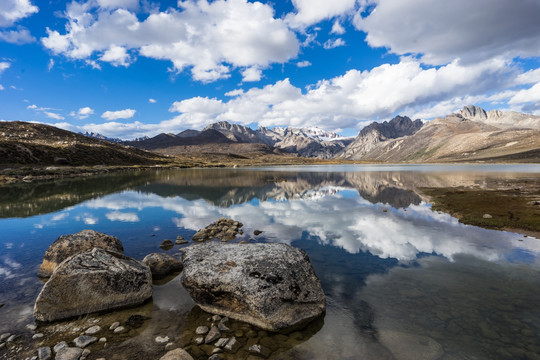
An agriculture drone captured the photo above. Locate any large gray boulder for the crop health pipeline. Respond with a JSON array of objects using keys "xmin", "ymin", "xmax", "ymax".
[
  {"xmin": 34, "ymin": 248, "xmax": 152, "ymax": 322},
  {"xmin": 38, "ymin": 230, "xmax": 124, "ymax": 278},
  {"xmin": 181, "ymin": 242, "xmax": 325, "ymax": 331},
  {"xmin": 142, "ymin": 253, "xmax": 183, "ymax": 279}
]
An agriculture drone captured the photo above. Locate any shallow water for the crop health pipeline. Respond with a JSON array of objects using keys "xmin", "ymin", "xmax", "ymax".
[{"xmin": 0, "ymin": 165, "xmax": 539, "ymax": 359}]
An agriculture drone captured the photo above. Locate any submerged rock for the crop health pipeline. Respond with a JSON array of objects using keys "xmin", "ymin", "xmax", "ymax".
[
  {"xmin": 38, "ymin": 230, "xmax": 124, "ymax": 278},
  {"xmin": 34, "ymin": 248, "xmax": 152, "ymax": 322},
  {"xmin": 159, "ymin": 240, "xmax": 174, "ymax": 250},
  {"xmin": 142, "ymin": 253, "xmax": 183, "ymax": 279},
  {"xmin": 191, "ymin": 218, "xmax": 243, "ymax": 242},
  {"xmin": 181, "ymin": 242, "xmax": 325, "ymax": 331}
]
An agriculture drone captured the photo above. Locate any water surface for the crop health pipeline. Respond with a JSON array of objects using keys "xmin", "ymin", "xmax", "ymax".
[{"xmin": 0, "ymin": 165, "xmax": 539, "ymax": 359}]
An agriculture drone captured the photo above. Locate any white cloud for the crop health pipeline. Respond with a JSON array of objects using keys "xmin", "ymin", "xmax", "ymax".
[
  {"xmin": 51, "ymin": 212, "xmax": 69, "ymax": 221},
  {"xmin": 96, "ymin": 0, "xmax": 139, "ymax": 10},
  {"xmin": 71, "ymin": 106, "xmax": 95, "ymax": 119},
  {"xmin": 0, "ymin": 27, "xmax": 35, "ymax": 44},
  {"xmin": 148, "ymin": 98, "xmax": 156, "ymax": 103},
  {"xmin": 41, "ymin": 0, "xmax": 299, "ymax": 82},
  {"xmin": 323, "ymin": 38, "xmax": 346, "ymax": 49},
  {"xmin": 296, "ymin": 60, "xmax": 311, "ymax": 68},
  {"xmin": 47, "ymin": 58, "xmax": 54, "ymax": 71},
  {"xmin": 354, "ymin": 0, "xmax": 540, "ymax": 65},
  {"xmin": 101, "ymin": 108, "xmax": 136, "ymax": 120},
  {"xmin": 286, "ymin": 0, "xmax": 357, "ymax": 28},
  {"xmin": 106, "ymin": 211, "xmax": 140, "ymax": 222},
  {"xmin": 0, "ymin": 62, "xmax": 10, "ymax": 74},
  {"xmin": 241, "ymin": 67, "xmax": 262, "ymax": 82},
  {"xmin": 0, "ymin": 85, "xmax": 4, "ymax": 90},
  {"xmin": 0, "ymin": 0, "xmax": 38, "ymax": 27},
  {"xmin": 99, "ymin": 45, "xmax": 131, "ymax": 67},
  {"xmin": 331, "ymin": 20, "xmax": 346, "ymax": 35},
  {"xmin": 44, "ymin": 111, "xmax": 64, "ymax": 120},
  {"xmin": 509, "ymin": 83, "xmax": 540, "ymax": 105}
]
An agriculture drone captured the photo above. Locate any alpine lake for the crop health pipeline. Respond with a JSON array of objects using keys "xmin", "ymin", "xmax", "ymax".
[{"xmin": 0, "ymin": 164, "xmax": 539, "ymax": 360}]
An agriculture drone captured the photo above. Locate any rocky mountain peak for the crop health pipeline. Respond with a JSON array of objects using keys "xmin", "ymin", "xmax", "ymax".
[
  {"xmin": 359, "ymin": 115, "xmax": 423, "ymax": 139},
  {"xmin": 459, "ymin": 105, "xmax": 488, "ymax": 120}
]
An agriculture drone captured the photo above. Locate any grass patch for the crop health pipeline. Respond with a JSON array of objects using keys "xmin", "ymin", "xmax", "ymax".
[{"xmin": 420, "ymin": 184, "xmax": 540, "ymax": 237}]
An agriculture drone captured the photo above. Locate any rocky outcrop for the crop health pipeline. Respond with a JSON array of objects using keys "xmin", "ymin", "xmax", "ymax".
[
  {"xmin": 181, "ymin": 242, "xmax": 325, "ymax": 331},
  {"xmin": 38, "ymin": 230, "xmax": 124, "ymax": 278},
  {"xmin": 142, "ymin": 253, "xmax": 183, "ymax": 279},
  {"xmin": 34, "ymin": 248, "xmax": 152, "ymax": 322},
  {"xmin": 191, "ymin": 218, "xmax": 244, "ymax": 242}
]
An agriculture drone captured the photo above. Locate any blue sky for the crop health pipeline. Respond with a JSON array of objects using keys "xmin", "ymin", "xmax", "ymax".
[{"xmin": 1, "ymin": 0, "xmax": 540, "ymax": 139}]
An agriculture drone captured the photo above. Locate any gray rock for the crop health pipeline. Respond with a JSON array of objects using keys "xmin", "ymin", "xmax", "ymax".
[
  {"xmin": 224, "ymin": 337, "xmax": 240, "ymax": 353},
  {"xmin": 99, "ymin": 337, "xmax": 106, "ymax": 343},
  {"xmin": 208, "ymin": 354, "xmax": 223, "ymax": 360},
  {"xmin": 26, "ymin": 324, "xmax": 38, "ymax": 331},
  {"xmin": 217, "ymin": 322, "xmax": 230, "ymax": 332},
  {"xmin": 53, "ymin": 341, "xmax": 68, "ymax": 353},
  {"xmin": 81, "ymin": 349, "xmax": 91, "ymax": 358},
  {"xmin": 195, "ymin": 326, "xmax": 209, "ymax": 335},
  {"xmin": 155, "ymin": 335, "xmax": 169, "ymax": 344},
  {"xmin": 113, "ymin": 326, "xmax": 125, "ymax": 333},
  {"xmin": 32, "ymin": 333, "xmax": 44, "ymax": 339},
  {"xmin": 85, "ymin": 325, "xmax": 101, "ymax": 335},
  {"xmin": 0, "ymin": 333, "xmax": 10, "ymax": 341},
  {"xmin": 214, "ymin": 338, "xmax": 229, "ymax": 348},
  {"xmin": 109, "ymin": 322, "xmax": 120, "ymax": 330},
  {"xmin": 73, "ymin": 335, "xmax": 98, "ymax": 348},
  {"xmin": 181, "ymin": 243, "xmax": 325, "ymax": 331},
  {"xmin": 55, "ymin": 347, "xmax": 83, "ymax": 360},
  {"xmin": 205, "ymin": 326, "xmax": 221, "ymax": 344},
  {"xmin": 159, "ymin": 348, "xmax": 194, "ymax": 360},
  {"xmin": 142, "ymin": 253, "xmax": 183, "ymax": 279},
  {"xmin": 38, "ymin": 347, "xmax": 51, "ymax": 360},
  {"xmin": 160, "ymin": 240, "xmax": 174, "ymax": 250},
  {"xmin": 38, "ymin": 230, "xmax": 123, "ymax": 278},
  {"xmin": 34, "ymin": 248, "xmax": 152, "ymax": 322},
  {"xmin": 194, "ymin": 336, "xmax": 204, "ymax": 344},
  {"xmin": 7, "ymin": 334, "xmax": 18, "ymax": 342}
]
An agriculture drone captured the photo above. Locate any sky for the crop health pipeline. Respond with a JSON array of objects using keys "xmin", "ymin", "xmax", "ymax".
[{"xmin": 1, "ymin": 0, "xmax": 540, "ymax": 140}]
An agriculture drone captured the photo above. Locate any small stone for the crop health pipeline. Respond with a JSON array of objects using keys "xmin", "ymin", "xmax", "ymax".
[
  {"xmin": 177, "ymin": 235, "xmax": 184, "ymax": 240},
  {"xmin": 0, "ymin": 343, "xmax": 5, "ymax": 350},
  {"xmin": 73, "ymin": 335, "xmax": 98, "ymax": 348},
  {"xmin": 253, "ymin": 230, "xmax": 262, "ymax": 236},
  {"xmin": 249, "ymin": 344, "xmax": 262, "ymax": 354},
  {"xmin": 211, "ymin": 315, "xmax": 222, "ymax": 322},
  {"xmin": 205, "ymin": 326, "xmax": 221, "ymax": 344},
  {"xmin": 217, "ymin": 322, "xmax": 230, "ymax": 332},
  {"xmin": 33, "ymin": 333, "xmax": 44, "ymax": 339},
  {"xmin": 212, "ymin": 347, "xmax": 223, "ymax": 354},
  {"xmin": 0, "ymin": 333, "xmax": 10, "ymax": 341},
  {"xmin": 160, "ymin": 240, "xmax": 174, "ymax": 250},
  {"xmin": 159, "ymin": 348, "xmax": 194, "ymax": 360},
  {"xmin": 176, "ymin": 239, "xmax": 188, "ymax": 245},
  {"xmin": 38, "ymin": 347, "xmax": 52, "ymax": 360},
  {"xmin": 165, "ymin": 342, "xmax": 175, "ymax": 350},
  {"xmin": 109, "ymin": 322, "xmax": 120, "ymax": 330},
  {"xmin": 483, "ymin": 213, "xmax": 493, "ymax": 219},
  {"xmin": 26, "ymin": 324, "xmax": 38, "ymax": 331},
  {"xmin": 99, "ymin": 337, "xmax": 107, "ymax": 343},
  {"xmin": 195, "ymin": 326, "xmax": 209, "ymax": 335},
  {"xmin": 85, "ymin": 325, "xmax": 101, "ymax": 335},
  {"xmin": 155, "ymin": 335, "xmax": 170, "ymax": 344},
  {"xmin": 113, "ymin": 326, "xmax": 125, "ymax": 333},
  {"xmin": 224, "ymin": 337, "xmax": 240, "ymax": 353},
  {"xmin": 194, "ymin": 337, "xmax": 204, "ymax": 345},
  {"xmin": 55, "ymin": 347, "xmax": 83, "ymax": 360},
  {"xmin": 82, "ymin": 349, "xmax": 91, "ymax": 357},
  {"xmin": 215, "ymin": 338, "xmax": 229, "ymax": 348},
  {"xmin": 31, "ymin": 356, "xmax": 38, "ymax": 360},
  {"xmin": 208, "ymin": 354, "xmax": 223, "ymax": 360},
  {"xmin": 53, "ymin": 341, "xmax": 68, "ymax": 353},
  {"xmin": 7, "ymin": 334, "xmax": 18, "ymax": 342}
]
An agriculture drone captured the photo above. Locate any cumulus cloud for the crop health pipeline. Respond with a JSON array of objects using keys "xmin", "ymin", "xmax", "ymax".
[
  {"xmin": 96, "ymin": 0, "xmax": 139, "ymax": 10},
  {"xmin": 296, "ymin": 60, "xmax": 311, "ymax": 68},
  {"xmin": 286, "ymin": 0, "xmax": 357, "ymax": 28},
  {"xmin": 509, "ymin": 83, "xmax": 540, "ymax": 105},
  {"xmin": 0, "ymin": 0, "xmax": 38, "ymax": 27},
  {"xmin": 354, "ymin": 0, "xmax": 540, "ymax": 65},
  {"xmin": 0, "ymin": 27, "xmax": 35, "ymax": 44},
  {"xmin": 323, "ymin": 38, "xmax": 346, "ymax": 49},
  {"xmin": 41, "ymin": 0, "xmax": 299, "ymax": 82},
  {"xmin": 331, "ymin": 20, "xmax": 346, "ymax": 35},
  {"xmin": 106, "ymin": 211, "xmax": 140, "ymax": 222},
  {"xmin": 148, "ymin": 98, "xmax": 156, "ymax": 103},
  {"xmin": 70, "ymin": 106, "xmax": 95, "ymax": 119},
  {"xmin": 101, "ymin": 108, "xmax": 136, "ymax": 120},
  {"xmin": 0, "ymin": 62, "xmax": 9, "ymax": 74},
  {"xmin": 241, "ymin": 67, "xmax": 262, "ymax": 82}
]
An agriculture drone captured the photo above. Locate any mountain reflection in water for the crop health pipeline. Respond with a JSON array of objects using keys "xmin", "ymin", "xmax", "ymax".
[{"xmin": 0, "ymin": 165, "xmax": 539, "ymax": 359}]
